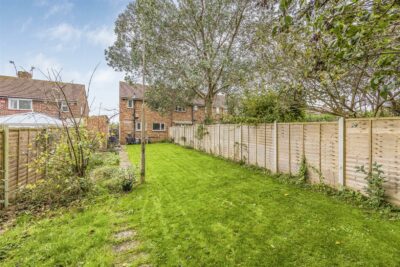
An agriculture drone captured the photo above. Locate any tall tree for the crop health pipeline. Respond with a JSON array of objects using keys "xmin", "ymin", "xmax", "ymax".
[
  {"xmin": 254, "ymin": 0, "xmax": 400, "ymax": 117},
  {"xmin": 106, "ymin": 0, "xmax": 256, "ymax": 121}
]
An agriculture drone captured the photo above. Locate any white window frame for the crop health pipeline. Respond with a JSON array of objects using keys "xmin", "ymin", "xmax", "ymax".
[
  {"xmin": 193, "ymin": 105, "xmax": 198, "ymax": 111},
  {"xmin": 8, "ymin": 98, "xmax": 32, "ymax": 110},
  {"xmin": 152, "ymin": 122, "xmax": 165, "ymax": 132},
  {"xmin": 135, "ymin": 122, "xmax": 142, "ymax": 131},
  {"xmin": 216, "ymin": 107, "xmax": 220, "ymax": 114},
  {"xmin": 127, "ymin": 99, "xmax": 134, "ymax": 108},
  {"xmin": 175, "ymin": 106, "xmax": 186, "ymax": 112},
  {"xmin": 60, "ymin": 101, "xmax": 69, "ymax": 112}
]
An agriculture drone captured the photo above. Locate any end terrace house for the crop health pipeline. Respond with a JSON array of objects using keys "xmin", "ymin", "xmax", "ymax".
[
  {"xmin": 119, "ymin": 81, "xmax": 227, "ymax": 144},
  {"xmin": 0, "ymin": 71, "xmax": 88, "ymax": 119}
]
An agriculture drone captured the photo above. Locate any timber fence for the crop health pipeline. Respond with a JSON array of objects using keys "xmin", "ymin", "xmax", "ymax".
[
  {"xmin": 169, "ymin": 118, "xmax": 400, "ymax": 205},
  {"xmin": 0, "ymin": 126, "xmax": 58, "ymax": 209}
]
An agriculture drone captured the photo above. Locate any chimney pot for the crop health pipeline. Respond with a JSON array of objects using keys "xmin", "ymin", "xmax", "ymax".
[{"xmin": 17, "ymin": 71, "xmax": 32, "ymax": 79}]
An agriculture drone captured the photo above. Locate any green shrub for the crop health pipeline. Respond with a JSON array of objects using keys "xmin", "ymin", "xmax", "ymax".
[
  {"xmin": 356, "ymin": 162, "xmax": 386, "ymax": 208},
  {"xmin": 297, "ymin": 156, "xmax": 308, "ymax": 184},
  {"xmin": 16, "ymin": 175, "xmax": 93, "ymax": 212},
  {"xmin": 91, "ymin": 165, "xmax": 136, "ymax": 193}
]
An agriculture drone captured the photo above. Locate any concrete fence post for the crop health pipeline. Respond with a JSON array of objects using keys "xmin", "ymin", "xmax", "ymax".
[
  {"xmin": 273, "ymin": 121, "xmax": 278, "ymax": 173},
  {"xmin": 338, "ymin": 118, "xmax": 345, "ymax": 186}
]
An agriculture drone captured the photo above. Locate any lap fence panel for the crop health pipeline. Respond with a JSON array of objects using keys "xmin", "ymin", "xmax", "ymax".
[{"xmin": 321, "ymin": 123, "xmax": 339, "ymax": 187}]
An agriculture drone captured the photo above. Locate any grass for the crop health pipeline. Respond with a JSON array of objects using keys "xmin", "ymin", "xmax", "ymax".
[{"xmin": 1, "ymin": 143, "xmax": 400, "ymax": 266}]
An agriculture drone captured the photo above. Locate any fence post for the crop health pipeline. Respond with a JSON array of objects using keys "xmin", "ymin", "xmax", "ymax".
[
  {"xmin": 218, "ymin": 124, "xmax": 221, "ymax": 156},
  {"xmin": 3, "ymin": 126, "xmax": 9, "ymax": 208},
  {"xmin": 319, "ymin": 123, "xmax": 322, "ymax": 173},
  {"xmin": 338, "ymin": 118, "xmax": 345, "ymax": 186},
  {"xmin": 273, "ymin": 121, "xmax": 278, "ymax": 173},
  {"xmin": 264, "ymin": 124, "xmax": 267, "ymax": 169},
  {"xmin": 247, "ymin": 125, "xmax": 250, "ymax": 164},
  {"xmin": 255, "ymin": 126, "xmax": 258, "ymax": 166},
  {"xmin": 368, "ymin": 119, "xmax": 373, "ymax": 172},
  {"xmin": 240, "ymin": 124, "xmax": 243, "ymax": 162}
]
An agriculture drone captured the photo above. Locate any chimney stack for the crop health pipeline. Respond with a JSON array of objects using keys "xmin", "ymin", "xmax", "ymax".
[{"xmin": 17, "ymin": 71, "xmax": 32, "ymax": 79}]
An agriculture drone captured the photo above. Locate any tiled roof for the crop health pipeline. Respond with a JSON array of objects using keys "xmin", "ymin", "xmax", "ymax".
[
  {"xmin": 0, "ymin": 75, "xmax": 86, "ymax": 102},
  {"xmin": 120, "ymin": 81, "xmax": 226, "ymax": 108}
]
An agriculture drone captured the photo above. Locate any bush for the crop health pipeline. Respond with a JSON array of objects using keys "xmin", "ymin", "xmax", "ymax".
[
  {"xmin": 14, "ymin": 129, "xmax": 111, "ymax": 213},
  {"xmin": 356, "ymin": 162, "xmax": 386, "ymax": 208},
  {"xmin": 91, "ymin": 165, "xmax": 136, "ymax": 193},
  {"xmin": 16, "ymin": 176, "xmax": 93, "ymax": 212}
]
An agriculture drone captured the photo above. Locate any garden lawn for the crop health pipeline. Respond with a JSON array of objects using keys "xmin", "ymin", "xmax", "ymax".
[{"xmin": 1, "ymin": 143, "xmax": 400, "ymax": 266}]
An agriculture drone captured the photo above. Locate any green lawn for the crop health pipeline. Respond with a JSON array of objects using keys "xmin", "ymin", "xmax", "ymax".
[{"xmin": 1, "ymin": 143, "xmax": 400, "ymax": 266}]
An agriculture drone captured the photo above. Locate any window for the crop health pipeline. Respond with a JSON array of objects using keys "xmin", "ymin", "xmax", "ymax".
[
  {"xmin": 152, "ymin": 122, "xmax": 165, "ymax": 131},
  {"xmin": 8, "ymin": 98, "xmax": 32, "ymax": 110},
  {"xmin": 135, "ymin": 122, "xmax": 141, "ymax": 131},
  {"xmin": 175, "ymin": 106, "xmax": 186, "ymax": 112},
  {"xmin": 60, "ymin": 101, "xmax": 69, "ymax": 112},
  {"xmin": 127, "ymin": 99, "xmax": 134, "ymax": 108},
  {"xmin": 216, "ymin": 107, "xmax": 220, "ymax": 114},
  {"xmin": 193, "ymin": 105, "xmax": 198, "ymax": 111}
]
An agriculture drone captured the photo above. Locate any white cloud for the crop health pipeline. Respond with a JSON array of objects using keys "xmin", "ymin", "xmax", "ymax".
[
  {"xmin": 44, "ymin": 0, "xmax": 74, "ymax": 19},
  {"xmin": 88, "ymin": 67, "xmax": 123, "ymax": 118},
  {"xmin": 41, "ymin": 23, "xmax": 116, "ymax": 50},
  {"xmin": 20, "ymin": 17, "xmax": 33, "ymax": 33},
  {"xmin": 46, "ymin": 23, "xmax": 82, "ymax": 42},
  {"xmin": 29, "ymin": 53, "xmax": 62, "ymax": 72},
  {"xmin": 86, "ymin": 26, "xmax": 115, "ymax": 47}
]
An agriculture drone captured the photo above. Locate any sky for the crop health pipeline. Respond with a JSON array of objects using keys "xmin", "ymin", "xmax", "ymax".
[{"xmin": 0, "ymin": 0, "xmax": 132, "ymax": 119}]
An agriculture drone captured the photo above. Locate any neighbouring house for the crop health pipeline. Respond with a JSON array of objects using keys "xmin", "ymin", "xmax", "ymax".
[
  {"xmin": 0, "ymin": 71, "xmax": 88, "ymax": 120},
  {"xmin": 87, "ymin": 115, "xmax": 110, "ymax": 150},
  {"xmin": 119, "ymin": 81, "xmax": 227, "ymax": 144}
]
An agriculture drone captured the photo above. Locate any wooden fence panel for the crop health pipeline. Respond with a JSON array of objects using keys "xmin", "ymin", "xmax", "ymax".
[
  {"xmin": 277, "ymin": 124, "xmax": 290, "ymax": 173},
  {"xmin": 372, "ymin": 119, "xmax": 400, "ymax": 205},
  {"xmin": 256, "ymin": 125, "xmax": 266, "ymax": 168},
  {"xmin": 0, "ymin": 131, "xmax": 4, "ymax": 206},
  {"xmin": 248, "ymin": 126, "xmax": 257, "ymax": 165},
  {"xmin": 303, "ymin": 124, "xmax": 321, "ymax": 183},
  {"xmin": 265, "ymin": 124, "xmax": 274, "ymax": 170},
  {"xmin": 321, "ymin": 123, "xmax": 339, "ymax": 187},
  {"xmin": 221, "ymin": 125, "xmax": 229, "ymax": 158},
  {"xmin": 289, "ymin": 124, "xmax": 303, "ymax": 175},
  {"xmin": 241, "ymin": 125, "xmax": 249, "ymax": 163},
  {"xmin": 170, "ymin": 118, "xmax": 400, "ymax": 206},
  {"xmin": 346, "ymin": 120, "xmax": 370, "ymax": 192}
]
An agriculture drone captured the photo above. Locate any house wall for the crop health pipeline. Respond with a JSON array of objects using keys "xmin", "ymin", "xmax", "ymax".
[
  {"xmin": 87, "ymin": 116, "xmax": 109, "ymax": 150},
  {"xmin": 0, "ymin": 97, "xmax": 87, "ymax": 119},
  {"xmin": 119, "ymin": 98, "xmax": 226, "ymax": 144}
]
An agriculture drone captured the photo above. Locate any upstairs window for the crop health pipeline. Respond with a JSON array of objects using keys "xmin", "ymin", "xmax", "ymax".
[
  {"xmin": 193, "ymin": 105, "xmax": 198, "ymax": 111},
  {"xmin": 216, "ymin": 107, "xmax": 220, "ymax": 114},
  {"xmin": 60, "ymin": 101, "xmax": 69, "ymax": 112},
  {"xmin": 127, "ymin": 99, "xmax": 134, "ymax": 108},
  {"xmin": 8, "ymin": 98, "xmax": 32, "ymax": 110},
  {"xmin": 175, "ymin": 106, "xmax": 186, "ymax": 112},
  {"xmin": 152, "ymin": 122, "xmax": 165, "ymax": 131}
]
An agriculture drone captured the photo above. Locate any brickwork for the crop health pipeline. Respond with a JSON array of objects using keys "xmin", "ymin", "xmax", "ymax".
[
  {"xmin": 120, "ymin": 100, "xmax": 226, "ymax": 144},
  {"xmin": 119, "ymin": 82, "xmax": 226, "ymax": 144},
  {"xmin": 0, "ymin": 74, "xmax": 89, "ymax": 120},
  {"xmin": 0, "ymin": 97, "xmax": 87, "ymax": 119},
  {"xmin": 87, "ymin": 115, "xmax": 109, "ymax": 149}
]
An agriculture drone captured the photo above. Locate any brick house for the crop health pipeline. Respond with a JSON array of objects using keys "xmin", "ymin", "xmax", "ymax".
[
  {"xmin": 86, "ymin": 115, "xmax": 110, "ymax": 149},
  {"xmin": 119, "ymin": 81, "xmax": 226, "ymax": 144},
  {"xmin": 0, "ymin": 71, "xmax": 88, "ymax": 120}
]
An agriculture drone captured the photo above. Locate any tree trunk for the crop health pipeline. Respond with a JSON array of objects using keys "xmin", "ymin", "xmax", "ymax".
[
  {"xmin": 140, "ymin": 42, "xmax": 146, "ymax": 184},
  {"xmin": 205, "ymin": 94, "xmax": 213, "ymax": 123}
]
